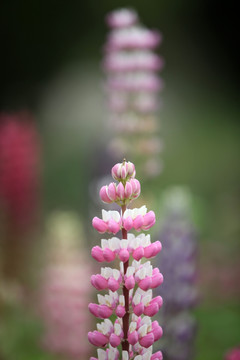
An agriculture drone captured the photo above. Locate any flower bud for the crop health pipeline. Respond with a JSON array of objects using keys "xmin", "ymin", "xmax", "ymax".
[{"xmin": 111, "ymin": 161, "xmax": 136, "ymax": 181}]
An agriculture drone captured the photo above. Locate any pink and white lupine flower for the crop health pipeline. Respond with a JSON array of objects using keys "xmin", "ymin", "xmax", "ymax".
[
  {"xmin": 89, "ymin": 160, "xmax": 163, "ymax": 359},
  {"xmin": 104, "ymin": 8, "xmax": 164, "ymax": 178}
]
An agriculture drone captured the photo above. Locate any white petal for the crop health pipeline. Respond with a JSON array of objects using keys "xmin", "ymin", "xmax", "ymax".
[
  {"xmin": 129, "ymin": 321, "xmax": 137, "ymax": 333},
  {"xmin": 138, "ymin": 324, "xmax": 147, "ymax": 337},
  {"xmin": 111, "ymin": 210, "xmax": 120, "ymax": 222},
  {"xmin": 102, "ymin": 209, "xmax": 110, "ymax": 222},
  {"xmin": 121, "ymin": 239, "xmax": 128, "ymax": 249},
  {"xmin": 101, "ymin": 239, "xmax": 108, "ymax": 249},
  {"xmin": 126, "ymin": 266, "xmax": 135, "ymax": 277},
  {"xmin": 142, "ymin": 294, "xmax": 151, "ymax": 306},
  {"xmin": 119, "ymin": 295, "xmax": 125, "ymax": 306},
  {"xmin": 122, "ymin": 351, "xmax": 129, "ymax": 360},
  {"xmin": 133, "ymin": 293, "xmax": 141, "ymax": 305},
  {"xmin": 120, "ymin": 261, "xmax": 124, "ymax": 274},
  {"xmin": 114, "ymin": 323, "xmax": 122, "ymax": 336},
  {"xmin": 138, "ymin": 267, "xmax": 146, "ymax": 280},
  {"xmin": 98, "ymin": 294, "xmax": 106, "ymax": 305},
  {"xmin": 109, "ymin": 237, "xmax": 120, "ymax": 251},
  {"xmin": 113, "ymin": 269, "xmax": 120, "ymax": 280}
]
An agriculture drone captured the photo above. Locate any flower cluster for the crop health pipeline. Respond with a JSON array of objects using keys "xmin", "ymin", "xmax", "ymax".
[
  {"xmin": 89, "ymin": 160, "xmax": 163, "ymax": 360},
  {"xmin": 104, "ymin": 8, "xmax": 164, "ymax": 178},
  {"xmin": 155, "ymin": 187, "xmax": 198, "ymax": 360}
]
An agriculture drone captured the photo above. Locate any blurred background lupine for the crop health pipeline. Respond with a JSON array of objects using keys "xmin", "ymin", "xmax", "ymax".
[
  {"xmin": 0, "ymin": 111, "xmax": 41, "ymax": 283},
  {"xmin": 225, "ymin": 346, "xmax": 240, "ymax": 360},
  {"xmin": 103, "ymin": 8, "xmax": 164, "ymax": 178},
  {"xmin": 155, "ymin": 187, "xmax": 198, "ymax": 360},
  {"xmin": 39, "ymin": 211, "xmax": 93, "ymax": 360}
]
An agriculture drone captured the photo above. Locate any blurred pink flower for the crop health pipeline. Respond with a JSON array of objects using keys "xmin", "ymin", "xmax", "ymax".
[
  {"xmin": 225, "ymin": 347, "xmax": 240, "ymax": 360},
  {"xmin": 40, "ymin": 212, "xmax": 93, "ymax": 359},
  {"xmin": 0, "ymin": 111, "xmax": 40, "ymax": 231}
]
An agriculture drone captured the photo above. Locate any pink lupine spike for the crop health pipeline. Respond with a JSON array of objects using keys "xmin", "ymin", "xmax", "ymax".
[
  {"xmin": 100, "ymin": 186, "xmax": 112, "ymax": 203},
  {"xmin": 91, "ymin": 246, "xmax": 105, "ymax": 262},
  {"xmin": 132, "ymin": 246, "xmax": 144, "ymax": 260},
  {"xmin": 88, "ymin": 331, "xmax": 109, "ymax": 347},
  {"xmin": 92, "ymin": 217, "xmax": 108, "ymax": 233},
  {"xmin": 128, "ymin": 331, "xmax": 138, "ymax": 345},
  {"xmin": 89, "ymin": 158, "xmax": 163, "ymax": 358}
]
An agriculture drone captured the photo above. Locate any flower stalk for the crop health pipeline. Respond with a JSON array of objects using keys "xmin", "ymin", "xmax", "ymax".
[{"xmin": 89, "ymin": 160, "xmax": 163, "ymax": 360}]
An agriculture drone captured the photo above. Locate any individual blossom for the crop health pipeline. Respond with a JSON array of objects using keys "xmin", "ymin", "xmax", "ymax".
[
  {"xmin": 103, "ymin": 8, "xmax": 164, "ymax": 179},
  {"xmin": 40, "ymin": 212, "xmax": 92, "ymax": 359},
  {"xmin": 89, "ymin": 160, "xmax": 163, "ymax": 359},
  {"xmin": 155, "ymin": 187, "xmax": 198, "ymax": 360}
]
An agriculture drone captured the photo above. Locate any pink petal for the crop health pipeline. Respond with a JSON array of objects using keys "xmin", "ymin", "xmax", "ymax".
[
  {"xmin": 91, "ymin": 246, "xmax": 105, "ymax": 262},
  {"xmin": 123, "ymin": 216, "xmax": 133, "ymax": 231},
  {"xmin": 92, "ymin": 217, "xmax": 108, "ymax": 233},
  {"xmin": 132, "ymin": 246, "xmax": 144, "ymax": 261},
  {"xmin": 118, "ymin": 248, "xmax": 130, "ymax": 262}
]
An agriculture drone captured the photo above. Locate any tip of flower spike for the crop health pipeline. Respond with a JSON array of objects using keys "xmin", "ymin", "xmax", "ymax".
[{"xmin": 111, "ymin": 160, "xmax": 136, "ymax": 182}]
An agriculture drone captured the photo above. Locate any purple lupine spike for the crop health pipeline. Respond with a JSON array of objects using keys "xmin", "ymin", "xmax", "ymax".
[
  {"xmin": 155, "ymin": 187, "xmax": 198, "ymax": 360},
  {"xmin": 89, "ymin": 160, "xmax": 163, "ymax": 360},
  {"xmin": 103, "ymin": 8, "xmax": 164, "ymax": 178}
]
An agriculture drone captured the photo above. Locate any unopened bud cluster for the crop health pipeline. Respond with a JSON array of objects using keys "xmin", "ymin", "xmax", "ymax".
[{"xmin": 89, "ymin": 160, "xmax": 163, "ymax": 360}]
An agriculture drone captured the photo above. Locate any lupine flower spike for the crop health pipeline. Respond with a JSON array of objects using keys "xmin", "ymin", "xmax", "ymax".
[
  {"xmin": 89, "ymin": 160, "xmax": 163, "ymax": 360},
  {"xmin": 40, "ymin": 212, "xmax": 92, "ymax": 359},
  {"xmin": 104, "ymin": 9, "xmax": 164, "ymax": 178},
  {"xmin": 155, "ymin": 187, "xmax": 198, "ymax": 360}
]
